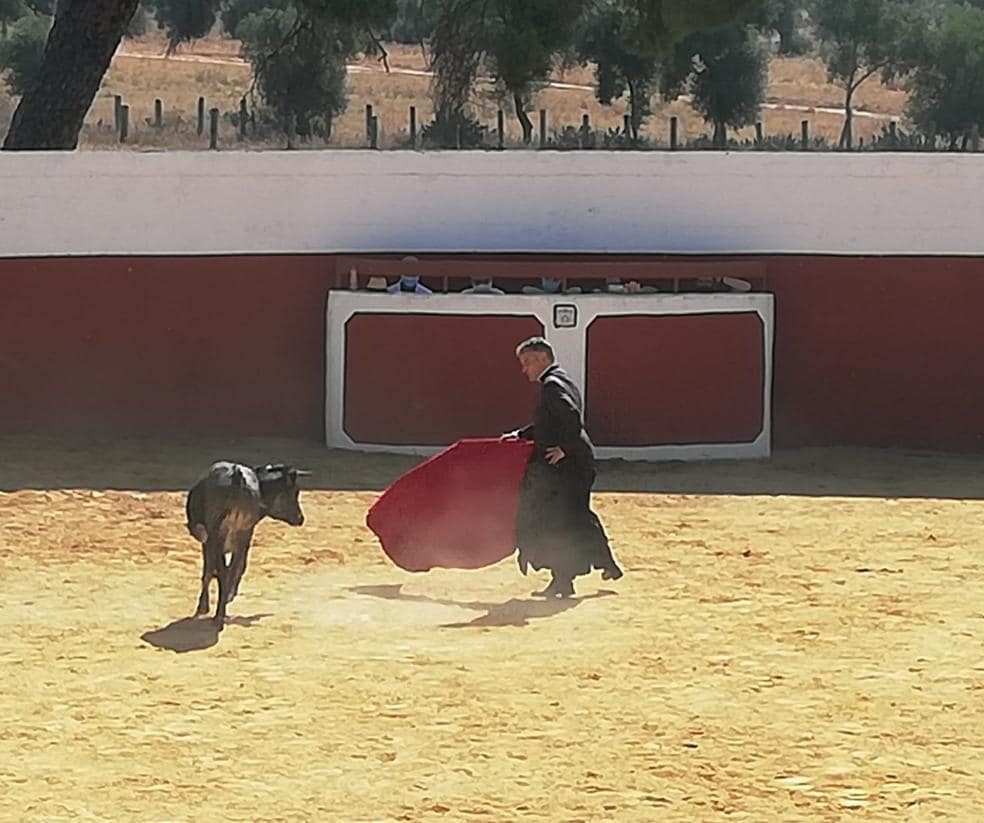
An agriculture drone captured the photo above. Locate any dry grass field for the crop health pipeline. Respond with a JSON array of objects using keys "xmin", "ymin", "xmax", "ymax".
[
  {"xmin": 2, "ymin": 435, "xmax": 983, "ymax": 821},
  {"xmin": 0, "ymin": 33, "xmax": 908, "ymax": 150}
]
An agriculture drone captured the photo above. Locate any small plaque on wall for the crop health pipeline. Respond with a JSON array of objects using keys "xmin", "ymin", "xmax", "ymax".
[{"xmin": 553, "ymin": 304, "xmax": 578, "ymax": 329}]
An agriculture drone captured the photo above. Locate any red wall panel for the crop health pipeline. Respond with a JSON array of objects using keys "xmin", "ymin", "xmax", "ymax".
[
  {"xmin": 584, "ymin": 313, "xmax": 765, "ymax": 446},
  {"xmin": 767, "ymin": 256, "xmax": 984, "ymax": 450},
  {"xmin": 0, "ymin": 256, "xmax": 340, "ymax": 437},
  {"xmin": 343, "ymin": 313, "xmax": 542, "ymax": 445}
]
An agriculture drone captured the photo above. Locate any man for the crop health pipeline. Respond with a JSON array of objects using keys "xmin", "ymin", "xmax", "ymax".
[{"xmin": 503, "ymin": 337, "xmax": 623, "ymax": 598}]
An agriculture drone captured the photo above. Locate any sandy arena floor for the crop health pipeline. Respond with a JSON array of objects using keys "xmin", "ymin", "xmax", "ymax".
[{"xmin": 1, "ymin": 436, "xmax": 983, "ymax": 822}]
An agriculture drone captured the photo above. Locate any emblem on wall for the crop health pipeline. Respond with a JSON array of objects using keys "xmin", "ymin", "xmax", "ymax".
[{"xmin": 553, "ymin": 304, "xmax": 578, "ymax": 329}]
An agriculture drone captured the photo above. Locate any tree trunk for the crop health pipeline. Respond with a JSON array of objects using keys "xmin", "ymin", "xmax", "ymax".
[
  {"xmin": 712, "ymin": 120, "xmax": 727, "ymax": 148},
  {"xmin": 627, "ymin": 78, "xmax": 638, "ymax": 143},
  {"xmin": 513, "ymin": 93, "xmax": 533, "ymax": 145},
  {"xmin": 3, "ymin": 0, "xmax": 139, "ymax": 150},
  {"xmin": 839, "ymin": 84, "xmax": 854, "ymax": 150}
]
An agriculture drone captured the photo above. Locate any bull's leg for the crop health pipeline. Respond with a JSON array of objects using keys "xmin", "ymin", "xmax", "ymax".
[
  {"xmin": 195, "ymin": 540, "xmax": 215, "ymax": 616},
  {"xmin": 213, "ymin": 550, "xmax": 230, "ymax": 630},
  {"xmin": 227, "ymin": 529, "xmax": 254, "ymax": 602}
]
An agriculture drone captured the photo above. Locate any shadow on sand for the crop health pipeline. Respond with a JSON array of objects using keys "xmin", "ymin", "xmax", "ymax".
[
  {"xmin": 347, "ymin": 583, "xmax": 616, "ymax": 629},
  {"xmin": 4, "ymin": 436, "xmax": 984, "ymax": 500},
  {"xmin": 140, "ymin": 613, "xmax": 272, "ymax": 653}
]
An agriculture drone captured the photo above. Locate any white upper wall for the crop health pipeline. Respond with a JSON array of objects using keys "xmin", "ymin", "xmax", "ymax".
[{"xmin": 0, "ymin": 150, "xmax": 981, "ymax": 257}]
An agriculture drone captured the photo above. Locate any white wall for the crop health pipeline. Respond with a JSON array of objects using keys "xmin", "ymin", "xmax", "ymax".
[
  {"xmin": 325, "ymin": 291, "xmax": 775, "ymax": 461},
  {"xmin": 1, "ymin": 150, "xmax": 981, "ymax": 257}
]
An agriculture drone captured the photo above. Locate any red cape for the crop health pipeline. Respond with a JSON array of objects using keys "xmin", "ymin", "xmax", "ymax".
[{"xmin": 366, "ymin": 438, "xmax": 533, "ymax": 572}]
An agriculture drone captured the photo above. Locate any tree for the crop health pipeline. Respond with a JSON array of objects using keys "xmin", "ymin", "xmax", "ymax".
[
  {"xmin": 905, "ymin": 3, "xmax": 984, "ymax": 149},
  {"xmin": 612, "ymin": 0, "xmax": 771, "ymax": 56},
  {"xmin": 389, "ymin": 0, "xmax": 438, "ymax": 45},
  {"xmin": 487, "ymin": 1, "xmax": 588, "ymax": 143},
  {"xmin": 150, "ymin": 0, "xmax": 218, "ymax": 53},
  {"xmin": 0, "ymin": 10, "xmax": 49, "ymax": 95},
  {"xmin": 578, "ymin": 4, "xmax": 660, "ymax": 142},
  {"xmin": 663, "ymin": 23, "xmax": 768, "ymax": 147},
  {"xmin": 765, "ymin": 0, "xmax": 811, "ymax": 55},
  {"xmin": 220, "ymin": 0, "xmax": 286, "ymax": 37},
  {"xmin": 427, "ymin": 0, "xmax": 488, "ymax": 143},
  {"xmin": 2, "ymin": 0, "xmax": 395, "ymax": 149},
  {"xmin": 236, "ymin": 5, "xmax": 349, "ymax": 141},
  {"xmin": 3, "ymin": 0, "xmax": 140, "ymax": 150},
  {"xmin": 812, "ymin": 0, "xmax": 918, "ymax": 149}
]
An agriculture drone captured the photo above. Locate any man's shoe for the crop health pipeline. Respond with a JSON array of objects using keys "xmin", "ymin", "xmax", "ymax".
[{"xmin": 601, "ymin": 564, "xmax": 624, "ymax": 581}]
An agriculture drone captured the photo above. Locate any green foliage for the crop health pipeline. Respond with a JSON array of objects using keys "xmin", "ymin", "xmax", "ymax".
[
  {"xmin": 577, "ymin": 4, "xmax": 659, "ymax": 140},
  {"xmin": 0, "ymin": 0, "xmax": 26, "ymax": 40},
  {"xmin": 905, "ymin": 3, "xmax": 984, "ymax": 146},
  {"xmin": 812, "ymin": 0, "xmax": 920, "ymax": 147},
  {"xmin": 663, "ymin": 24, "xmax": 768, "ymax": 146},
  {"xmin": 237, "ymin": 6, "xmax": 349, "ymax": 140},
  {"xmin": 388, "ymin": 0, "xmax": 437, "ymax": 44},
  {"xmin": 612, "ymin": 0, "xmax": 771, "ymax": 57},
  {"xmin": 221, "ymin": 0, "xmax": 287, "ymax": 37},
  {"xmin": 151, "ymin": 0, "xmax": 219, "ymax": 52},
  {"xmin": 764, "ymin": 0, "xmax": 811, "ymax": 55},
  {"xmin": 126, "ymin": 2, "xmax": 153, "ymax": 36},
  {"xmin": 0, "ymin": 11, "xmax": 49, "ymax": 95},
  {"xmin": 420, "ymin": 109, "xmax": 487, "ymax": 147}
]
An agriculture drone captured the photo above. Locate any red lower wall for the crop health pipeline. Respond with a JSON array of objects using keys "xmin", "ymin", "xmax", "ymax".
[
  {"xmin": 0, "ymin": 256, "xmax": 342, "ymax": 438},
  {"xmin": 3, "ymin": 253, "xmax": 984, "ymax": 451},
  {"xmin": 768, "ymin": 255, "xmax": 984, "ymax": 450}
]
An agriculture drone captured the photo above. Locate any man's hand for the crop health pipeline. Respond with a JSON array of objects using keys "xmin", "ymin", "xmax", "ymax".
[{"xmin": 545, "ymin": 446, "xmax": 565, "ymax": 465}]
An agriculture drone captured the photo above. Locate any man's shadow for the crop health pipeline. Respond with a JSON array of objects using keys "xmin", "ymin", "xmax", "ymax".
[
  {"xmin": 346, "ymin": 584, "xmax": 616, "ymax": 629},
  {"xmin": 140, "ymin": 613, "xmax": 272, "ymax": 653}
]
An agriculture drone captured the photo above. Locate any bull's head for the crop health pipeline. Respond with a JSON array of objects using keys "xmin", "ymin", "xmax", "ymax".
[{"xmin": 255, "ymin": 463, "xmax": 310, "ymax": 526}]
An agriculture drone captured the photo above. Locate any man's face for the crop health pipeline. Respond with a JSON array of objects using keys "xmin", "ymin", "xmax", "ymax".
[{"xmin": 518, "ymin": 350, "xmax": 551, "ymax": 382}]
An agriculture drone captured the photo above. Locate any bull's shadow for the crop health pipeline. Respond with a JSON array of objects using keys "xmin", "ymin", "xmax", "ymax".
[
  {"xmin": 141, "ymin": 613, "xmax": 272, "ymax": 653},
  {"xmin": 346, "ymin": 584, "xmax": 615, "ymax": 629}
]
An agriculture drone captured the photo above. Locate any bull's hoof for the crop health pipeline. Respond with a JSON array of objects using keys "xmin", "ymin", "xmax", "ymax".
[{"xmin": 213, "ymin": 615, "xmax": 226, "ymax": 631}]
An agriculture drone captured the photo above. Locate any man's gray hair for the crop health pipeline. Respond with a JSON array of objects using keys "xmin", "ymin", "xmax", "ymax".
[{"xmin": 515, "ymin": 336, "xmax": 555, "ymax": 360}]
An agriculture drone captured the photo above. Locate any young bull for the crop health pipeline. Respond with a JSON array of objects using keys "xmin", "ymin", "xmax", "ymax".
[{"xmin": 185, "ymin": 461, "xmax": 308, "ymax": 628}]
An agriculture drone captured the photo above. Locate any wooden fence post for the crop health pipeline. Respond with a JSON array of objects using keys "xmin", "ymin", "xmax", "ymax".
[
  {"xmin": 370, "ymin": 115, "xmax": 379, "ymax": 149},
  {"xmin": 197, "ymin": 97, "xmax": 205, "ymax": 135},
  {"xmin": 114, "ymin": 95, "xmax": 122, "ymax": 131},
  {"xmin": 800, "ymin": 120, "xmax": 809, "ymax": 150},
  {"xmin": 119, "ymin": 104, "xmax": 129, "ymax": 143},
  {"xmin": 497, "ymin": 109, "xmax": 504, "ymax": 149},
  {"xmin": 365, "ymin": 104, "xmax": 373, "ymax": 144},
  {"xmin": 209, "ymin": 107, "xmax": 219, "ymax": 149},
  {"xmin": 755, "ymin": 122, "xmax": 763, "ymax": 145},
  {"xmin": 409, "ymin": 106, "xmax": 416, "ymax": 148},
  {"xmin": 539, "ymin": 109, "xmax": 547, "ymax": 148},
  {"xmin": 154, "ymin": 98, "xmax": 163, "ymax": 128},
  {"xmin": 670, "ymin": 116, "xmax": 678, "ymax": 150},
  {"xmin": 239, "ymin": 98, "xmax": 248, "ymax": 140}
]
